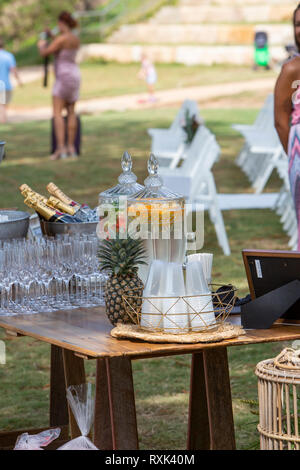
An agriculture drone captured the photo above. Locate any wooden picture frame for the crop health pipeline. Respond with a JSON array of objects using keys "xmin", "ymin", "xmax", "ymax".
[{"xmin": 242, "ymin": 249, "xmax": 300, "ymax": 324}]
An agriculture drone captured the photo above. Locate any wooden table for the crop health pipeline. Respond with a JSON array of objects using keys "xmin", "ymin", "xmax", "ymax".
[{"xmin": 1, "ymin": 306, "xmax": 300, "ymax": 450}]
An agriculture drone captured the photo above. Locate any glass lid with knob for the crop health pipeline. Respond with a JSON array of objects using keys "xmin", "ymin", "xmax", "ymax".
[
  {"xmin": 98, "ymin": 151, "xmax": 144, "ymax": 205},
  {"xmin": 128, "ymin": 153, "xmax": 184, "ymax": 205}
]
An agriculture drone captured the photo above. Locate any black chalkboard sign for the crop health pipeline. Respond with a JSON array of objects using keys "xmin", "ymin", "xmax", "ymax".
[{"xmin": 242, "ymin": 249, "xmax": 300, "ymax": 323}]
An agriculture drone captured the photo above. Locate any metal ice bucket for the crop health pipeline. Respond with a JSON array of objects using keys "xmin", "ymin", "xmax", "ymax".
[
  {"xmin": 40, "ymin": 219, "xmax": 98, "ymax": 236},
  {"xmin": 0, "ymin": 210, "xmax": 30, "ymax": 240}
]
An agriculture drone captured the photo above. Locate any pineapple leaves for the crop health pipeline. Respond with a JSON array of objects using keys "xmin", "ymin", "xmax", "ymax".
[{"xmin": 98, "ymin": 236, "xmax": 147, "ymax": 275}]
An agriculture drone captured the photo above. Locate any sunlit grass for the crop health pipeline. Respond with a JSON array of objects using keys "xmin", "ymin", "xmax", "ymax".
[{"xmin": 12, "ymin": 62, "xmax": 276, "ymax": 109}]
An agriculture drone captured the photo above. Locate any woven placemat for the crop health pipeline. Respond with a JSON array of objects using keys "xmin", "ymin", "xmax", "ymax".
[{"xmin": 110, "ymin": 323, "xmax": 245, "ymax": 344}]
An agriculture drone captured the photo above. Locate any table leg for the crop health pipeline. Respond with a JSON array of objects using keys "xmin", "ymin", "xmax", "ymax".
[
  {"xmin": 187, "ymin": 347, "xmax": 236, "ymax": 450},
  {"xmin": 62, "ymin": 348, "xmax": 86, "ymax": 439},
  {"xmin": 49, "ymin": 345, "xmax": 69, "ymax": 428},
  {"xmin": 187, "ymin": 351, "xmax": 210, "ymax": 450},
  {"xmin": 94, "ymin": 358, "xmax": 113, "ymax": 450},
  {"xmin": 100, "ymin": 356, "xmax": 139, "ymax": 450}
]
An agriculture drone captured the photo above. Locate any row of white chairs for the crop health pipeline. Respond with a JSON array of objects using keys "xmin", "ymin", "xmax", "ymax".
[
  {"xmin": 148, "ymin": 97, "xmax": 300, "ymax": 254},
  {"xmin": 233, "ymin": 95, "xmax": 298, "ymax": 249},
  {"xmin": 148, "ymin": 100, "xmax": 231, "ymax": 256},
  {"xmin": 234, "ymin": 94, "xmax": 286, "ymax": 194}
]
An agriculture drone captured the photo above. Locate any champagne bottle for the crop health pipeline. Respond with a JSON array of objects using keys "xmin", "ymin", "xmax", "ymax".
[
  {"xmin": 24, "ymin": 195, "xmax": 81, "ymax": 223},
  {"xmin": 46, "ymin": 182, "xmax": 97, "ymax": 221},
  {"xmin": 46, "ymin": 182, "xmax": 83, "ymax": 211},
  {"xmin": 20, "ymin": 184, "xmax": 76, "ymax": 217}
]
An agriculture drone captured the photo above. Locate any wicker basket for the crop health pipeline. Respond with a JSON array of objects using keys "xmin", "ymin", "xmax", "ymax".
[
  {"xmin": 122, "ymin": 283, "xmax": 237, "ymax": 334},
  {"xmin": 256, "ymin": 348, "xmax": 300, "ymax": 450}
]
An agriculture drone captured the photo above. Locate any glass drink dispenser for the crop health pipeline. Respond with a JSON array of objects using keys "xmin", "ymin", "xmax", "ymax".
[{"xmin": 128, "ymin": 154, "xmax": 186, "ymax": 281}]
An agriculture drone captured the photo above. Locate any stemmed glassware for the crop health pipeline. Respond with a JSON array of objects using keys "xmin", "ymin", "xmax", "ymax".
[
  {"xmin": 0, "ymin": 235, "xmax": 107, "ymax": 316},
  {"xmin": 0, "ymin": 248, "xmax": 12, "ymax": 314}
]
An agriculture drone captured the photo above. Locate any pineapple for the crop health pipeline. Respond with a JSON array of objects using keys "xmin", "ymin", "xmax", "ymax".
[{"xmin": 98, "ymin": 236, "xmax": 147, "ymax": 326}]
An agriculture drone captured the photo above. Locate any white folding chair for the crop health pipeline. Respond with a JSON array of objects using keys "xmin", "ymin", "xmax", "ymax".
[
  {"xmin": 159, "ymin": 126, "xmax": 231, "ymax": 256},
  {"xmin": 148, "ymin": 99, "xmax": 203, "ymax": 169},
  {"xmin": 234, "ymin": 102, "xmax": 286, "ymax": 194},
  {"xmin": 234, "ymin": 94, "xmax": 274, "ymax": 170},
  {"xmin": 246, "ymin": 129, "xmax": 286, "ymax": 194}
]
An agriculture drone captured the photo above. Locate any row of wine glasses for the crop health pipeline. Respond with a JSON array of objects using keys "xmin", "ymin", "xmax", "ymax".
[{"xmin": 0, "ymin": 234, "xmax": 107, "ymax": 316}]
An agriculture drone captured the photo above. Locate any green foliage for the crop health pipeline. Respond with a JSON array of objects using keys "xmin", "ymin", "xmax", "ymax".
[
  {"xmin": 78, "ymin": 0, "xmax": 179, "ymax": 43},
  {"xmin": 14, "ymin": 41, "xmax": 43, "ymax": 67},
  {"xmin": 1, "ymin": 0, "xmax": 79, "ymax": 42},
  {"xmin": 1, "ymin": 0, "xmax": 179, "ymax": 66},
  {"xmin": 182, "ymin": 109, "xmax": 200, "ymax": 144}
]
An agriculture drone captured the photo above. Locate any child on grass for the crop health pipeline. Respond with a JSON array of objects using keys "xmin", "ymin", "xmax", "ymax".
[{"xmin": 138, "ymin": 53, "xmax": 157, "ymax": 102}]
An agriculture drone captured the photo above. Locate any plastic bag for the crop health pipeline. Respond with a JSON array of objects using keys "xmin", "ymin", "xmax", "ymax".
[
  {"xmin": 14, "ymin": 428, "xmax": 61, "ymax": 450},
  {"xmin": 58, "ymin": 383, "xmax": 98, "ymax": 450}
]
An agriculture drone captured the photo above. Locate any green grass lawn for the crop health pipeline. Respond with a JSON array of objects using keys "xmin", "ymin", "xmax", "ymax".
[
  {"xmin": 0, "ymin": 105, "xmax": 291, "ymax": 449},
  {"xmin": 13, "ymin": 62, "xmax": 276, "ymax": 108}
]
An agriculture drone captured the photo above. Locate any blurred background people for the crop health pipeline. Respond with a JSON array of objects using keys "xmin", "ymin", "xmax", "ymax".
[
  {"xmin": 285, "ymin": 43, "xmax": 299, "ymax": 62},
  {"xmin": 274, "ymin": 3, "xmax": 300, "ymax": 249},
  {"xmin": 38, "ymin": 11, "xmax": 81, "ymax": 160},
  {"xmin": 253, "ymin": 31, "xmax": 271, "ymax": 70},
  {"xmin": 0, "ymin": 37, "xmax": 22, "ymax": 123},
  {"xmin": 138, "ymin": 53, "xmax": 157, "ymax": 102}
]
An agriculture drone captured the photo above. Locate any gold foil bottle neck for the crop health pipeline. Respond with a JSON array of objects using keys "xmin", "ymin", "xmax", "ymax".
[
  {"xmin": 46, "ymin": 182, "xmax": 57, "ymax": 193},
  {"xmin": 21, "ymin": 187, "xmax": 47, "ymax": 205},
  {"xmin": 47, "ymin": 196, "xmax": 76, "ymax": 216},
  {"xmin": 46, "ymin": 182, "xmax": 76, "ymax": 207},
  {"xmin": 20, "ymin": 183, "xmax": 47, "ymax": 199},
  {"xmin": 19, "ymin": 183, "xmax": 32, "ymax": 193}
]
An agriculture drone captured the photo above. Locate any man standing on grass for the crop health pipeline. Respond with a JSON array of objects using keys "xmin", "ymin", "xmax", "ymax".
[{"xmin": 0, "ymin": 38, "xmax": 22, "ymax": 123}]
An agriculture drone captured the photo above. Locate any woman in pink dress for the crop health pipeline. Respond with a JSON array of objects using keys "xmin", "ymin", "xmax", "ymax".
[
  {"xmin": 275, "ymin": 3, "xmax": 300, "ymax": 249},
  {"xmin": 38, "ymin": 11, "xmax": 81, "ymax": 160}
]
